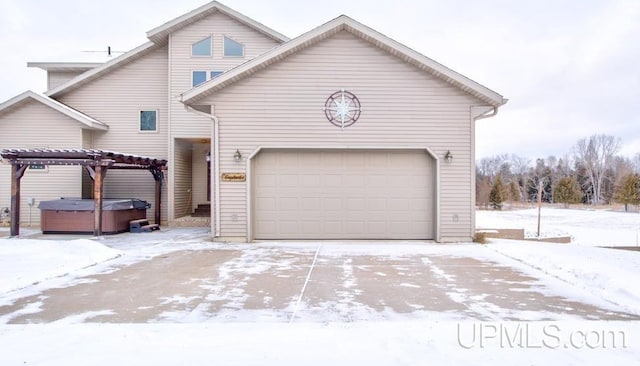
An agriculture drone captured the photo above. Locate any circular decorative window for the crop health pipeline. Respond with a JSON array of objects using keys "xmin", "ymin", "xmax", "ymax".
[{"xmin": 323, "ymin": 89, "xmax": 362, "ymax": 128}]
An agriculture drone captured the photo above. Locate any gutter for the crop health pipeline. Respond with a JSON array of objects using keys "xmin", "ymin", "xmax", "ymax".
[
  {"xmin": 475, "ymin": 99, "xmax": 508, "ymax": 121},
  {"xmin": 183, "ymin": 104, "xmax": 221, "ymax": 237}
]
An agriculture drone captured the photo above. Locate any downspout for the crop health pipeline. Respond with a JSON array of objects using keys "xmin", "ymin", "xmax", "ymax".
[
  {"xmin": 475, "ymin": 106, "xmax": 498, "ymax": 121},
  {"xmin": 183, "ymin": 104, "xmax": 221, "ymax": 237},
  {"xmin": 470, "ymin": 99, "xmax": 507, "ymax": 240},
  {"xmin": 474, "ymin": 99, "xmax": 507, "ymax": 121},
  {"xmin": 212, "ymin": 111, "xmax": 221, "ymax": 238}
]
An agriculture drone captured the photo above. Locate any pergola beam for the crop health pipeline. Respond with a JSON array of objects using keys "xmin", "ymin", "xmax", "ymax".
[{"xmin": 1, "ymin": 148, "xmax": 168, "ymax": 237}]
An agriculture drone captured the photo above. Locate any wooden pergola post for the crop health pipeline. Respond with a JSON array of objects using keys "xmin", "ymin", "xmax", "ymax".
[
  {"xmin": 151, "ymin": 168, "xmax": 164, "ymax": 225},
  {"xmin": 1, "ymin": 149, "xmax": 168, "ymax": 236},
  {"xmin": 10, "ymin": 163, "xmax": 28, "ymax": 237},
  {"xmin": 93, "ymin": 165, "xmax": 104, "ymax": 236}
]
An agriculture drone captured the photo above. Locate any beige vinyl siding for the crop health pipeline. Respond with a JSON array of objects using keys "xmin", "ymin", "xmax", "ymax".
[
  {"xmin": 191, "ymin": 142, "xmax": 210, "ymax": 208},
  {"xmin": 202, "ymin": 31, "xmax": 485, "ymax": 241},
  {"xmin": 48, "ymin": 71, "xmax": 86, "ymax": 91},
  {"xmin": 173, "ymin": 139, "xmax": 193, "ymax": 218},
  {"xmin": 169, "ymin": 11, "xmax": 280, "ymax": 139},
  {"xmin": 81, "ymin": 130, "xmax": 93, "ymax": 199},
  {"xmin": 0, "ymin": 101, "xmax": 83, "ymax": 226},
  {"xmin": 59, "ymin": 46, "xmax": 169, "ymax": 224},
  {"xmin": 168, "ymin": 12, "xmax": 281, "ymax": 221}
]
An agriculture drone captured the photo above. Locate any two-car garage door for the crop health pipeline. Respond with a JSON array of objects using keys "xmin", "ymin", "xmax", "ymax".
[{"xmin": 253, "ymin": 150, "xmax": 434, "ymax": 240}]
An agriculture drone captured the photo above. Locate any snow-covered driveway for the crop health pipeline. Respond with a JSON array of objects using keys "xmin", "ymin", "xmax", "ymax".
[
  {"xmin": 1, "ymin": 238, "xmax": 637, "ymax": 324},
  {"xmin": 2, "ymin": 221, "xmax": 640, "ymax": 365}
]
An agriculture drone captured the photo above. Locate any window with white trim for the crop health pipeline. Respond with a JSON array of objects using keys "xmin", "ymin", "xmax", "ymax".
[
  {"xmin": 193, "ymin": 70, "xmax": 224, "ymax": 87},
  {"xmin": 139, "ymin": 110, "xmax": 157, "ymax": 132},
  {"xmin": 223, "ymin": 36, "xmax": 244, "ymax": 57},
  {"xmin": 192, "ymin": 71, "xmax": 207, "ymax": 87},
  {"xmin": 192, "ymin": 36, "xmax": 212, "ymax": 57}
]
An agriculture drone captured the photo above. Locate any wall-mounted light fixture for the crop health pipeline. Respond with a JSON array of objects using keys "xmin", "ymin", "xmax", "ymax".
[
  {"xmin": 444, "ymin": 150, "xmax": 453, "ymax": 163},
  {"xmin": 205, "ymin": 152, "xmax": 211, "ymax": 163},
  {"xmin": 233, "ymin": 149, "xmax": 242, "ymax": 162}
]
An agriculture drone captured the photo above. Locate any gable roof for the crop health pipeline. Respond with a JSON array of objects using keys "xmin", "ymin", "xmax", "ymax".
[
  {"xmin": 0, "ymin": 91, "xmax": 108, "ymax": 131},
  {"xmin": 147, "ymin": 1, "xmax": 289, "ymax": 44},
  {"xmin": 180, "ymin": 15, "xmax": 506, "ymax": 107},
  {"xmin": 46, "ymin": 42, "xmax": 158, "ymax": 98},
  {"xmin": 47, "ymin": 2, "xmax": 288, "ymax": 98},
  {"xmin": 27, "ymin": 62, "xmax": 103, "ymax": 73}
]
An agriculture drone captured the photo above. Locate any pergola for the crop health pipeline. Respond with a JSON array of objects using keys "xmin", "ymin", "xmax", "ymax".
[{"xmin": 0, "ymin": 148, "xmax": 167, "ymax": 237}]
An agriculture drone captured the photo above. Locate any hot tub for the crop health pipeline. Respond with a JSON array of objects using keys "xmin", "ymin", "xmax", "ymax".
[{"xmin": 39, "ymin": 198, "xmax": 150, "ymax": 234}]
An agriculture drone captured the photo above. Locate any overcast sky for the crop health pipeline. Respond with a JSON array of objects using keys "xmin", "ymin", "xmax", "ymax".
[{"xmin": 1, "ymin": 0, "xmax": 638, "ymax": 161}]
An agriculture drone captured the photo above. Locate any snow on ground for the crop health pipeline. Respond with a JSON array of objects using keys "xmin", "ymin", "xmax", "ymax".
[
  {"xmin": 1, "ymin": 210, "xmax": 640, "ymax": 365},
  {"xmin": 1, "ymin": 321, "xmax": 638, "ymax": 366},
  {"xmin": 478, "ymin": 207, "xmax": 640, "ymax": 315},
  {"xmin": 477, "ymin": 207, "xmax": 640, "ymax": 247},
  {"xmin": 0, "ymin": 238, "xmax": 122, "ymax": 294},
  {"xmin": 487, "ymin": 239, "xmax": 640, "ymax": 315}
]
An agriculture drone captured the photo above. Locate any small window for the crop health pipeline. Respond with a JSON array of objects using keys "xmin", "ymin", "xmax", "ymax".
[
  {"xmin": 223, "ymin": 36, "xmax": 244, "ymax": 57},
  {"xmin": 192, "ymin": 36, "xmax": 212, "ymax": 56},
  {"xmin": 28, "ymin": 163, "xmax": 48, "ymax": 172},
  {"xmin": 210, "ymin": 71, "xmax": 223, "ymax": 79},
  {"xmin": 192, "ymin": 71, "xmax": 207, "ymax": 87},
  {"xmin": 140, "ymin": 110, "xmax": 157, "ymax": 132}
]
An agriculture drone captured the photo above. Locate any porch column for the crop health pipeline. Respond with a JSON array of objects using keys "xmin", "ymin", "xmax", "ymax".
[{"xmin": 10, "ymin": 164, "xmax": 28, "ymax": 237}]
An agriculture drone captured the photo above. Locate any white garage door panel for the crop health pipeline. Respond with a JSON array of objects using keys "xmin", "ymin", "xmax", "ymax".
[{"xmin": 253, "ymin": 150, "xmax": 434, "ymax": 239}]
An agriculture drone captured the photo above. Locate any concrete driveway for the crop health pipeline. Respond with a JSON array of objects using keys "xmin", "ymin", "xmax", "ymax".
[{"xmin": 1, "ymin": 240, "xmax": 637, "ymax": 323}]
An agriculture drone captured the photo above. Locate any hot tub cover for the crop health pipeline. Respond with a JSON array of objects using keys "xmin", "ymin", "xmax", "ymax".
[{"xmin": 39, "ymin": 198, "xmax": 150, "ymax": 211}]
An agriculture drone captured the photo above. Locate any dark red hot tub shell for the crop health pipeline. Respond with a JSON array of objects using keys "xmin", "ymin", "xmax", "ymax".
[{"xmin": 39, "ymin": 198, "xmax": 149, "ymax": 235}]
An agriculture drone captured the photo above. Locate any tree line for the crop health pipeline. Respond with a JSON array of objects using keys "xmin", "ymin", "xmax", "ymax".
[{"xmin": 477, "ymin": 134, "xmax": 640, "ymax": 211}]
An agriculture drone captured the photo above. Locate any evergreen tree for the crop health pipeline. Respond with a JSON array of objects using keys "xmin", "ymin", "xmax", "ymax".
[
  {"xmin": 489, "ymin": 176, "xmax": 506, "ymax": 210},
  {"xmin": 508, "ymin": 180, "xmax": 520, "ymax": 203},
  {"xmin": 614, "ymin": 173, "xmax": 640, "ymax": 212},
  {"xmin": 553, "ymin": 177, "xmax": 583, "ymax": 208}
]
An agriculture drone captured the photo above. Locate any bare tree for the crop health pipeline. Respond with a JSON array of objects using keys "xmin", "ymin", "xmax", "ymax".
[
  {"xmin": 477, "ymin": 154, "xmax": 511, "ymax": 180},
  {"xmin": 554, "ymin": 155, "xmax": 574, "ymax": 178},
  {"xmin": 509, "ymin": 155, "xmax": 530, "ymax": 202},
  {"xmin": 633, "ymin": 153, "xmax": 640, "ymax": 174},
  {"xmin": 573, "ymin": 134, "xmax": 621, "ymax": 205}
]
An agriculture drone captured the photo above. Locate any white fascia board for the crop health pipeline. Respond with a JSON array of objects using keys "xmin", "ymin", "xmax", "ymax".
[
  {"xmin": 0, "ymin": 91, "xmax": 108, "ymax": 131},
  {"xmin": 27, "ymin": 62, "xmax": 103, "ymax": 72},
  {"xmin": 181, "ymin": 15, "xmax": 506, "ymax": 106},
  {"xmin": 146, "ymin": 1, "xmax": 289, "ymax": 44},
  {"xmin": 341, "ymin": 18, "xmax": 506, "ymax": 106},
  {"xmin": 46, "ymin": 42, "xmax": 157, "ymax": 98}
]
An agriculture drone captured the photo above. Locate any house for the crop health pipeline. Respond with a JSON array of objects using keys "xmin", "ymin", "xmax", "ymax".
[{"xmin": 0, "ymin": 1, "xmax": 506, "ymax": 242}]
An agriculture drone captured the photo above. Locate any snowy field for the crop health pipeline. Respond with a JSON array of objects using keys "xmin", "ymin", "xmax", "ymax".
[
  {"xmin": 0, "ymin": 209, "xmax": 639, "ymax": 365},
  {"xmin": 477, "ymin": 206, "xmax": 640, "ymax": 247}
]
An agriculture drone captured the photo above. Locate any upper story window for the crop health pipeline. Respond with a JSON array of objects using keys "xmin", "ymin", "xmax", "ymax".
[
  {"xmin": 192, "ymin": 36, "xmax": 212, "ymax": 57},
  {"xmin": 223, "ymin": 36, "xmax": 244, "ymax": 57},
  {"xmin": 192, "ymin": 71, "xmax": 207, "ymax": 87},
  {"xmin": 140, "ymin": 110, "xmax": 157, "ymax": 132},
  {"xmin": 193, "ymin": 71, "xmax": 223, "ymax": 87}
]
